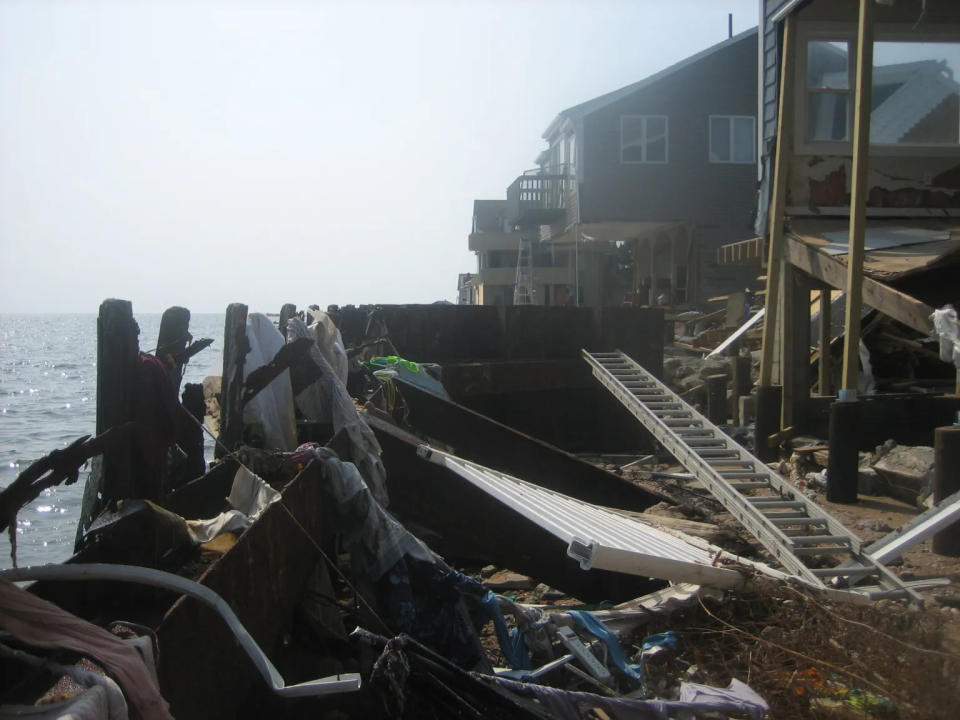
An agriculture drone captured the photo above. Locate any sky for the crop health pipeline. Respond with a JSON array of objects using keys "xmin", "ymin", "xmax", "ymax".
[{"xmin": 0, "ymin": 0, "xmax": 758, "ymax": 313}]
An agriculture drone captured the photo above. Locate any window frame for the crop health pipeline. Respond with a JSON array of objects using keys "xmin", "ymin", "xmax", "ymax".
[
  {"xmin": 795, "ymin": 21, "xmax": 960, "ymax": 157},
  {"xmin": 708, "ymin": 115, "xmax": 757, "ymax": 164},
  {"xmin": 620, "ymin": 115, "xmax": 669, "ymax": 164}
]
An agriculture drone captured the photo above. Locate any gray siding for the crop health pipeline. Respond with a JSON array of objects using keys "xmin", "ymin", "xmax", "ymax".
[
  {"xmin": 578, "ymin": 33, "xmax": 757, "ymax": 237},
  {"xmin": 762, "ymin": 0, "xmax": 791, "ymax": 142}
]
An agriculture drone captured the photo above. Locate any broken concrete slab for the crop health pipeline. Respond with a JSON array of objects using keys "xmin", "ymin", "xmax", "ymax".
[{"xmin": 872, "ymin": 443, "xmax": 935, "ymax": 506}]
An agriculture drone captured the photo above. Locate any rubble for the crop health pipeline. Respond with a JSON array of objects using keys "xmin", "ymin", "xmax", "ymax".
[{"xmin": 3, "ymin": 300, "xmax": 959, "ymax": 720}]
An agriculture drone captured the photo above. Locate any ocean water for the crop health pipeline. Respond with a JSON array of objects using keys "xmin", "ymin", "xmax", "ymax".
[{"xmin": 0, "ymin": 313, "xmax": 225, "ymax": 569}]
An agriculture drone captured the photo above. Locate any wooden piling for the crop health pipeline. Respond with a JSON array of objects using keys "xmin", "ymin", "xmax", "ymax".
[
  {"xmin": 707, "ymin": 374, "xmax": 727, "ymax": 425},
  {"xmin": 75, "ymin": 299, "xmax": 140, "ymax": 548},
  {"xmin": 217, "ymin": 303, "xmax": 249, "ymax": 458},
  {"xmin": 933, "ymin": 425, "xmax": 960, "ymax": 556},
  {"xmin": 826, "ymin": 400, "xmax": 861, "ymax": 504},
  {"xmin": 755, "ymin": 385, "xmax": 782, "ymax": 463},
  {"xmin": 157, "ymin": 306, "xmax": 191, "ymax": 392},
  {"xmin": 278, "ymin": 303, "xmax": 297, "ymax": 339},
  {"xmin": 732, "ymin": 353, "xmax": 752, "ymax": 425}
]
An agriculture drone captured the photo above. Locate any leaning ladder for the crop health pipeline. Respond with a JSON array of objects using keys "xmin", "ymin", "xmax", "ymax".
[
  {"xmin": 513, "ymin": 238, "xmax": 534, "ymax": 305},
  {"xmin": 583, "ymin": 350, "xmax": 917, "ymax": 601}
]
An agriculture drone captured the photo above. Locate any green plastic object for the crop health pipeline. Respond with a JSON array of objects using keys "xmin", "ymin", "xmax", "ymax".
[{"xmin": 368, "ymin": 355, "xmax": 420, "ymax": 373}]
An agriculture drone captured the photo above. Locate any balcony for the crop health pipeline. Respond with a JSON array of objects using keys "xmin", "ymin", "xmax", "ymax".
[{"xmin": 506, "ymin": 166, "xmax": 571, "ymax": 227}]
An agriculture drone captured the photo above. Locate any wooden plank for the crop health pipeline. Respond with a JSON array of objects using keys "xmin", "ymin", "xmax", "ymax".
[
  {"xmin": 759, "ymin": 14, "xmax": 796, "ymax": 387},
  {"xmin": 840, "ymin": 0, "xmax": 875, "ymax": 397},
  {"xmin": 784, "ymin": 234, "xmax": 934, "ymax": 333}
]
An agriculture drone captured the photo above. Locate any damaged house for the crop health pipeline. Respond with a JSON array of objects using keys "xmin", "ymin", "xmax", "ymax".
[
  {"xmin": 467, "ymin": 27, "xmax": 761, "ymax": 309},
  {"xmin": 730, "ymin": 0, "xmax": 960, "ymax": 495}
]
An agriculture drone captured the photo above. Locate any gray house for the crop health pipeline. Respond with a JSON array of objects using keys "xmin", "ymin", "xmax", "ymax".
[{"xmin": 485, "ymin": 27, "xmax": 760, "ymax": 308}]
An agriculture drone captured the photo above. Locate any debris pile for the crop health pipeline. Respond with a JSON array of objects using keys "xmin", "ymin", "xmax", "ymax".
[{"xmin": 1, "ymin": 301, "xmax": 959, "ymax": 720}]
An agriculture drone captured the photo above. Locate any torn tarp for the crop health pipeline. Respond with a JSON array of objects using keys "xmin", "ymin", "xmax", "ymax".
[{"xmin": 286, "ymin": 317, "xmax": 389, "ymax": 504}]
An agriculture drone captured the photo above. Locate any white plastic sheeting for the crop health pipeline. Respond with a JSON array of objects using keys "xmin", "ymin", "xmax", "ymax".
[
  {"xmin": 186, "ymin": 466, "xmax": 281, "ymax": 544},
  {"xmin": 932, "ymin": 304, "xmax": 960, "ymax": 368},
  {"xmin": 286, "ymin": 317, "xmax": 389, "ymax": 505},
  {"xmin": 243, "ymin": 313, "xmax": 297, "ymax": 452},
  {"xmin": 417, "ymin": 446, "xmax": 746, "ymax": 589},
  {"xmin": 306, "ymin": 308, "xmax": 349, "ymax": 385}
]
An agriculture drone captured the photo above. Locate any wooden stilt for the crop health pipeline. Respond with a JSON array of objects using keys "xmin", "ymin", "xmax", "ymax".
[
  {"xmin": 839, "ymin": 0, "xmax": 875, "ymax": 401},
  {"xmin": 759, "ymin": 15, "xmax": 795, "ymax": 388}
]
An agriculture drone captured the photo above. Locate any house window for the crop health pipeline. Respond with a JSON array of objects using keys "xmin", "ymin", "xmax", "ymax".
[
  {"xmin": 621, "ymin": 115, "xmax": 668, "ymax": 163},
  {"xmin": 801, "ymin": 34, "xmax": 960, "ymax": 150},
  {"xmin": 806, "ymin": 40, "xmax": 851, "ymax": 142},
  {"xmin": 709, "ymin": 116, "xmax": 756, "ymax": 163}
]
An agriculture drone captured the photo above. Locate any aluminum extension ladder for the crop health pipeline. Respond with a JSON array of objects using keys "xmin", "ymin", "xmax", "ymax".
[
  {"xmin": 513, "ymin": 237, "xmax": 534, "ymax": 305},
  {"xmin": 583, "ymin": 350, "xmax": 917, "ymax": 601}
]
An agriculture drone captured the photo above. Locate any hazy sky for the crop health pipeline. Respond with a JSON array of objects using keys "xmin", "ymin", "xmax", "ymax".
[{"xmin": 0, "ymin": 0, "xmax": 757, "ymax": 313}]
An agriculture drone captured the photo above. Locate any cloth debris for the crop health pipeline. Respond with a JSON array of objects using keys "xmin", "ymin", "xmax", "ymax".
[
  {"xmin": 243, "ymin": 313, "xmax": 297, "ymax": 451},
  {"xmin": 0, "ymin": 580, "xmax": 172, "ymax": 720},
  {"xmin": 287, "ymin": 317, "xmax": 389, "ymax": 504},
  {"xmin": 185, "ymin": 466, "xmax": 279, "ymax": 544}
]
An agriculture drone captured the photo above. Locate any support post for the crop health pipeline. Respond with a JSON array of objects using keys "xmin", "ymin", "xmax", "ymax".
[
  {"xmin": 759, "ymin": 15, "xmax": 795, "ymax": 388},
  {"xmin": 732, "ymin": 353, "xmax": 752, "ymax": 425},
  {"xmin": 157, "ymin": 306, "xmax": 191, "ymax": 393},
  {"xmin": 755, "ymin": 385, "xmax": 782, "ymax": 463},
  {"xmin": 707, "ymin": 374, "xmax": 728, "ymax": 425},
  {"xmin": 278, "ymin": 303, "xmax": 297, "ymax": 339},
  {"xmin": 173, "ymin": 383, "xmax": 207, "ymax": 493},
  {"xmin": 826, "ymin": 400, "xmax": 860, "ymax": 504},
  {"xmin": 648, "ymin": 236, "xmax": 657, "ymax": 306},
  {"xmin": 781, "ymin": 266, "xmax": 811, "ymax": 430},
  {"xmin": 933, "ymin": 425, "xmax": 960, "ymax": 556},
  {"xmin": 839, "ymin": 0, "xmax": 874, "ymax": 400},
  {"xmin": 818, "ymin": 289, "xmax": 832, "ymax": 395},
  {"xmin": 218, "ymin": 303, "xmax": 249, "ymax": 458},
  {"xmin": 830, "ymin": 0, "xmax": 873, "ymax": 500},
  {"xmin": 75, "ymin": 299, "xmax": 140, "ymax": 549}
]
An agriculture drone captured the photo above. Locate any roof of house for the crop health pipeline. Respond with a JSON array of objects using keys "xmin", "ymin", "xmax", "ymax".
[{"xmin": 541, "ymin": 26, "xmax": 758, "ymax": 140}]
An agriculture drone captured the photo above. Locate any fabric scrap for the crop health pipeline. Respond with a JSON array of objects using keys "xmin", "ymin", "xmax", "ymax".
[{"xmin": 0, "ymin": 579, "xmax": 172, "ymax": 720}]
